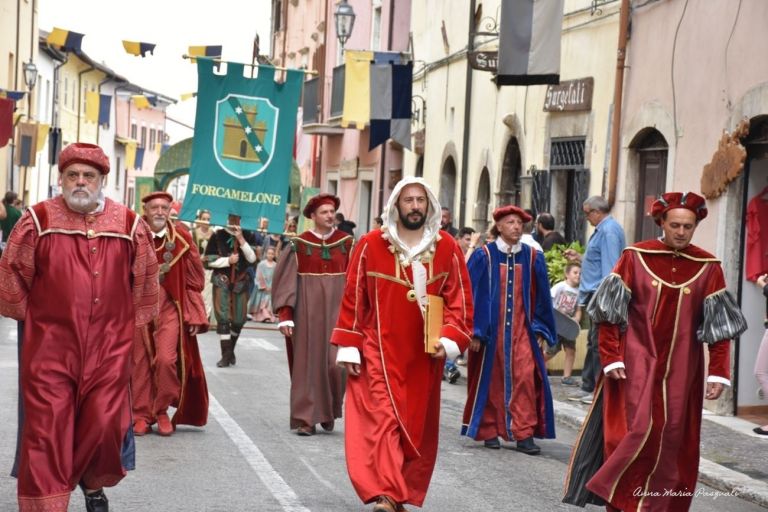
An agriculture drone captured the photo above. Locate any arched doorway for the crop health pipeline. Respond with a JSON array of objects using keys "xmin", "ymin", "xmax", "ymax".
[
  {"xmin": 632, "ymin": 128, "xmax": 668, "ymax": 241},
  {"xmin": 498, "ymin": 137, "xmax": 522, "ymax": 207},
  {"xmin": 440, "ymin": 156, "xmax": 457, "ymax": 213},
  {"xmin": 473, "ymin": 167, "xmax": 491, "ymax": 233}
]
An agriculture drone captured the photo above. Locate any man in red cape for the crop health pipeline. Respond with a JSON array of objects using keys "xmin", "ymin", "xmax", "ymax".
[
  {"xmin": 0, "ymin": 143, "xmax": 158, "ymax": 512},
  {"xmin": 331, "ymin": 178, "xmax": 473, "ymax": 512},
  {"xmin": 131, "ymin": 191, "xmax": 209, "ymax": 437},
  {"xmin": 563, "ymin": 191, "xmax": 747, "ymax": 511},
  {"xmin": 272, "ymin": 193, "xmax": 353, "ymax": 435}
]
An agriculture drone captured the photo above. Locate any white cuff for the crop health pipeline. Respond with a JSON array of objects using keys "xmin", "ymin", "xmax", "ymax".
[
  {"xmin": 208, "ymin": 256, "xmax": 231, "ymax": 268},
  {"xmin": 440, "ymin": 337, "xmax": 460, "ymax": 360},
  {"xmin": 707, "ymin": 375, "xmax": 731, "ymax": 387},
  {"xmin": 240, "ymin": 242, "xmax": 256, "ymax": 263},
  {"xmin": 603, "ymin": 361, "xmax": 625, "ymax": 374},
  {"xmin": 336, "ymin": 346, "xmax": 361, "ymax": 366},
  {"xmin": 277, "ymin": 320, "xmax": 294, "ymax": 329}
]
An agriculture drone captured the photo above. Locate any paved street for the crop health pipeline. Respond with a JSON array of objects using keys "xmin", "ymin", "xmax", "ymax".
[{"xmin": 0, "ymin": 317, "xmax": 764, "ymax": 511}]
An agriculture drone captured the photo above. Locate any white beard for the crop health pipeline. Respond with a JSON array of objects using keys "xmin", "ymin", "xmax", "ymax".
[{"xmin": 63, "ymin": 187, "xmax": 100, "ymax": 213}]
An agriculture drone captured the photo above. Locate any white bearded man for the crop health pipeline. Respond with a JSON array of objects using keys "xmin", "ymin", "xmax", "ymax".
[
  {"xmin": 0, "ymin": 142, "xmax": 158, "ymax": 512},
  {"xmin": 331, "ymin": 178, "xmax": 473, "ymax": 512}
]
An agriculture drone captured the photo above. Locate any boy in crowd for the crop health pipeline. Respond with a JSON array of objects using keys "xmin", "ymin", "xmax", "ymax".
[{"xmin": 545, "ymin": 262, "xmax": 581, "ymax": 385}]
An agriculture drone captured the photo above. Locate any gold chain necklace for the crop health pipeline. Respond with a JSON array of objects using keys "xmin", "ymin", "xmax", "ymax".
[{"xmin": 398, "ymin": 260, "xmax": 419, "ymax": 302}]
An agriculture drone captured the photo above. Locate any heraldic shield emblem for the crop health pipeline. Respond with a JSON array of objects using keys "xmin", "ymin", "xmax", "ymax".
[{"xmin": 213, "ymin": 93, "xmax": 279, "ymax": 179}]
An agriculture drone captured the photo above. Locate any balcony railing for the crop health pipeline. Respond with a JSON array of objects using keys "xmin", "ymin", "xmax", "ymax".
[
  {"xmin": 302, "ymin": 76, "xmax": 319, "ymax": 125},
  {"xmin": 330, "ymin": 64, "xmax": 345, "ymax": 119}
]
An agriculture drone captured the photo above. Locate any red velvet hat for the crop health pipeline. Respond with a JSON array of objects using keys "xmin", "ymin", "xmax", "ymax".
[
  {"xmin": 59, "ymin": 142, "xmax": 110, "ymax": 175},
  {"xmin": 141, "ymin": 191, "xmax": 174, "ymax": 204},
  {"xmin": 303, "ymin": 193, "xmax": 340, "ymax": 219},
  {"xmin": 492, "ymin": 205, "xmax": 532, "ymax": 223},
  {"xmin": 650, "ymin": 192, "xmax": 708, "ymax": 226}
]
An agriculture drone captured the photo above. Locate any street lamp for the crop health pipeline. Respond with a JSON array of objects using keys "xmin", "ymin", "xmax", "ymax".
[
  {"xmin": 23, "ymin": 60, "xmax": 38, "ymax": 92},
  {"xmin": 334, "ymin": 0, "xmax": 356, "ymax": 49}
]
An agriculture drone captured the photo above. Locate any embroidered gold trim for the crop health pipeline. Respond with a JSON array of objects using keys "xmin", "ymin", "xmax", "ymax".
[
  {"xmin": 627, "ymin": 246, "xmax": 720, "ymax": 263},
  {"xmin": 38, "ymin": 228, "xmax": 133, "ymax": 241},
  {"xmin": 366, "ymin": 271, "xmax": 409, "ymax": 287},
  {"xmin": 292, "ymin": 235, "xmax": 352, "ymax": 250},
  {"xmin": 426, "ymin": 272, "xmax": 448, "ymax": 286},
  {"xmin": 352, "ymin": 243, "xmax": 368, "ymax": 332},
  {"xmin": 638, "ymin": 288, "xmax": 686, "ymax": 507},
  {"xmin": 297, "ymin": 272, "xmax": 347, "ymax": 277},
  {"xmin": 636, "ymin": 252, "xmax": 709, "ymax": 290}
]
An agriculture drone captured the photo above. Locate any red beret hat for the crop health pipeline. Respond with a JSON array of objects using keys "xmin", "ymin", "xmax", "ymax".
[
  {"xmin": 59, "ymin": 142, "xmax": 110, "ymax": 175},
  {"xmin": 141, "ymin": 191, "xmax": 174, "ymax": 204},
  {"xmin": 303, "ymin": 193, "xmax": 340, "ymax": 219},
  {"xmin": 492, "ymin": 205, "xmax": 532, "ymax": 223},
  {"xmin": 650, "ymin": 192, "xmax": 708, "ymax": 226}
]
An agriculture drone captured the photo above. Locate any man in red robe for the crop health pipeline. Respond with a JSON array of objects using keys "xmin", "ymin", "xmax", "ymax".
[
  {"xmin": 331, "ymin": 178, "xmax": 473, "ymax": 512},
  {"xmin": 272, "ymin": 193, "xmax": 353, "ymax": 435},
  {"xmin": 0, "ymin": 143, "xmax": 158, "ymax": 512},
  {"xmin": 564, "ymin": 192, "xmax": 747, "ymax": 511},
  {"xmin": 461, "ymin": 205, "xmax": 557, "ymax": 455},
  {"xmin": 131, "ymin": 191, "xmax": 209, "ymax": 437}
]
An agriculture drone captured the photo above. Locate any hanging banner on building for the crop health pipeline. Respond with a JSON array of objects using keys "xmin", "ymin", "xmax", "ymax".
[
  {"xmin": 15, "ymin": 122, "xmax": 38, "ymax": 166},
  {"xmin": 497, "ymin": 0, "xmax": 564, "ymax": 86},
  {"xmin": 179, "ymin": 58, "xmax": 303, "ymax": 232}
]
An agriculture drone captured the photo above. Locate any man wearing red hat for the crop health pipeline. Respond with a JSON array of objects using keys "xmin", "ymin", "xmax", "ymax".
[
  {"xmin": 564, "ymin": 191, "xmax": 747, "ymax": 511},
  {"xmin": 204, "ymin": 213, "xmax": 259, "ymax": 367},
  {"xmin": 0, "ymin": 142, "xmax": 159, "ymax": 512},
  {"xmin": 331, "ymin": 178, "xmax": 472, "ymax": 512},
  {"xmin": 461, "ymin": 204, "xmax": 557, "ymax": 455},
  {"xmin": 272, "ymin": 192, "xmax": 353, "ymax": 435},
  {"xmin": 131, "ymin": 191, "xmax": 209, "ymax": 437}
]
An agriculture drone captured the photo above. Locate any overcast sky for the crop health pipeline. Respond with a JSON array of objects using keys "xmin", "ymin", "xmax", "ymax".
[{"xmin": 38, "ymin": 0, "xmax": 273, "ymax": 141}]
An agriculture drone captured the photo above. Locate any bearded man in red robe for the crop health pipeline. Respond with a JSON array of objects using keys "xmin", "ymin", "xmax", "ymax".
[
  {"xmin": 0, "ymin": 143, "xmax": 159, "ymax": 512},
  {"xmin": 131, "ymin": 191, "xmax": 209, "ymax": 437},
  {"xmin": 564, "ymin": 192, "xmax": 747, "ymax": 511},
  {"xmin": 331, "ymin": 178, "xmax": 473, "ymax": 512}
]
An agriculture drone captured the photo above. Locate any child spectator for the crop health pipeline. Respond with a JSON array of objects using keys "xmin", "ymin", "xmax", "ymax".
[{"xmin": 545, "ymin": 262, "xmax": 582, "ymax": 385}]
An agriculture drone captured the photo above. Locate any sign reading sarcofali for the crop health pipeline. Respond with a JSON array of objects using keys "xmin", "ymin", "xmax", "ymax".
[
  {"xmin": 543, "ymin": 77, "xmax": 594, "ymax": 112},
  {"xmin": 179, "ymin": 58, "xmax": 302, "ymax": 232}
]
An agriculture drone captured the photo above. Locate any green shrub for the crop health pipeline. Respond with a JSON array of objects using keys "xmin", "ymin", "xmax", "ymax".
[{"xmin": 544, "ymin": 241, "xmax": 585, "ymax": 286}]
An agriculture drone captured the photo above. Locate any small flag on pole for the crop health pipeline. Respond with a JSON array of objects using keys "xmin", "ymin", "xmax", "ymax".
[
  {"xmin": 0, "ymin": 98, "xmax": 13, "ymax": 149},
  {"xmin": 188, "ymin": 45, "xmax": 222, "ymax": 63},
  {"xmin": 85, "ymin": 91, "xmax": 99, "ymax": 123},
  {"xmin": 341, "ymin": 50, "xmax": 374, "ymax": 129},
  {"xmin": 369, "ymin": 62, "xmax": 413, "ymax": 150},
  {"xmin": 496, "ymin": 0, "xmax": 564, "ymax": 86},
  {"xmin": 122, "ymin": 40, "xmax": 156, "ymax": 57},
  {"xmin": 36, "ymin": 123, "xmax": 49, "ymax": 152},
  {"xmin": 125, "ymin": 142, "xmax": 137, "ymax": 169},
  {"xmin": 131, "ymin": 95, "xmax": 151, "ymax": 109},
  {"xmin": 135, "ymin": 147, "xmax": 146, "ymax": 169},
  {"xmin": 47, "ymin": 27, "xmax": 84, "ymax": 52},
  {"xmin": 0, "ymin": 89, "xmax": 26, "ymax": 101}
]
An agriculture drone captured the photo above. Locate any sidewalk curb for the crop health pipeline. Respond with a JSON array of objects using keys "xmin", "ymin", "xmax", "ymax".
[{"xmin": 552, "ymin": 399, "xmax": 768, "ymax": 508}]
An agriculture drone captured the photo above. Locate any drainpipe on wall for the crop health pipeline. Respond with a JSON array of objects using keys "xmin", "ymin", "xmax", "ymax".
[
  {"xmin": 606, "ymin": 0, "xmax": 631, "ymax": 209},
  {"xmin": 376, "ymin": 0, "xmax": 397, "ymax": 214},
  {"xmin": 458, "ymin": 0, "xmax": 476, "ymax": 228},
  {"xmin": 76, "ymin": 65, "xmax": 96, "ymax": 140}
]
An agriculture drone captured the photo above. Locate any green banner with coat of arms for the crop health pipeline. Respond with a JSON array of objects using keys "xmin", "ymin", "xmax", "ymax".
[{"xmin": 179, "ymin": 58, "xmax": 303, "ymax": 231}]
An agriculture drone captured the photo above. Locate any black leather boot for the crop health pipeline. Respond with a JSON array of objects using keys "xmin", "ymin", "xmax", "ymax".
[
  {"xmin": 229, "ymin": 334, "xmax": 239, "ymax": 366},
  {"xmin": 217, "ymin": 339, "xmax": 233, "ymax": 367},
  {"xmin": 84, "ymin": 488, "xmax": 109, "ymax": 512}
]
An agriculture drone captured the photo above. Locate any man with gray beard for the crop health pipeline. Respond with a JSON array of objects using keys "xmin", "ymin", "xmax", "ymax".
[{"xmin": 0, "ymin": 142, "xmax": 158, "ymax": 512}]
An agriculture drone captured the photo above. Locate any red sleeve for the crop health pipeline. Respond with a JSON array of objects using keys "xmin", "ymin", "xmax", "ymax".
[
  {"xmin": 707, "ymin": 340, "xmax": 730, "ymax": 380},
  {"xmin": 439, "ymin": 239, "xmax": 473, "ymax": 351},
  {"xmin": 0, "ymin": 212, "xmax": 37, "ymax": 320},
  {"xmin": 132, "ymin": 217, "xmax": 160, "ymax": 327},
  {"xmin": 181, "ymin": 229, "xmax": 208, "ymax": 331},
  {"xmin": 330, "ymin": 238, "xmax": 369, "ymax": 350}
]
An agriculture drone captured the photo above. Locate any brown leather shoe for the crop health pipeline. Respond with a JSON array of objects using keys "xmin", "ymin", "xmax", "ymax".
[
  {"xmin": 296, "ymin": 425, "xmax": 316, "ymax": 436},
  {"xmin": 372, "ymin": 495, "xmax": 397, "ymax": 512},
  {"xmin": 320, "ymin": 420, "xmax": 334, "ymax": 432},
  {"xmin": 157, "ymin": 413, "xmax": 173, "ymax": 436},
  {"xmin": 133, "ymin": 419, "xmax": 152, "ymax": 436}
]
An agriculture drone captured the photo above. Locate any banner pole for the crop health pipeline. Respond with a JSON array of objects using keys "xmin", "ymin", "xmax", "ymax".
[{"xmin": 181, "ymin": 55, "xmax": 318, "ymax": 75}]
